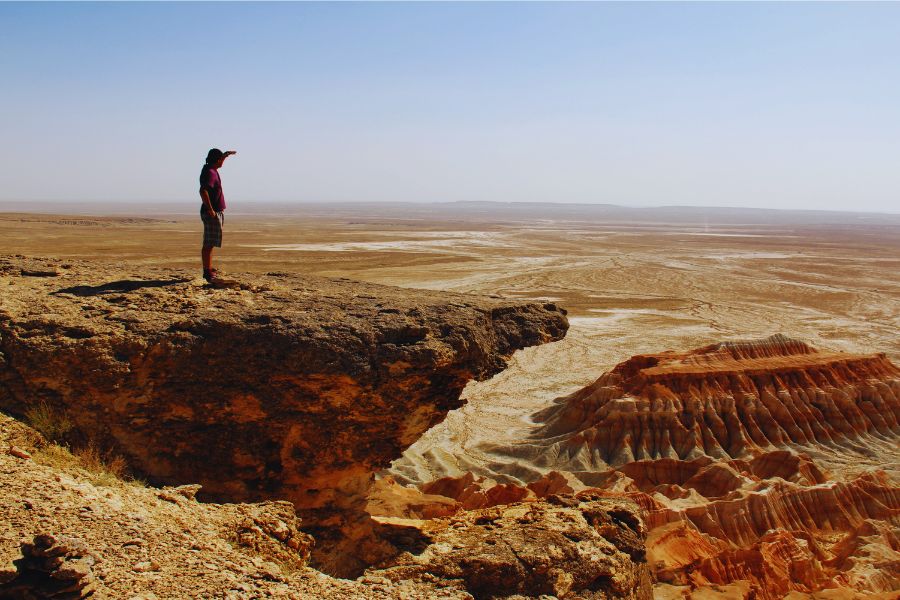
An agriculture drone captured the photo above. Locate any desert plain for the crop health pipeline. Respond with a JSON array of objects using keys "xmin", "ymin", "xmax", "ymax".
[
  {"xmin": 2, "ymin": 203, "xmax": 897, "ymax": 476},
  {"xmin": 1, "ymin": 201, "xmax": 898, "ymax": 599}
]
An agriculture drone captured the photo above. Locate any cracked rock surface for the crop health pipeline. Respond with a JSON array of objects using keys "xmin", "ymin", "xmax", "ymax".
[
  {"xmin": 0, "ymin": 412, "xmax": 466, "ymax": 599},
  {"xmin": 0, "ymin": 255, "xmax": 567, "ymax": 527},
  {"xmin": 368, "ymin": 492, "xmax": 651, "ymax": 600}
]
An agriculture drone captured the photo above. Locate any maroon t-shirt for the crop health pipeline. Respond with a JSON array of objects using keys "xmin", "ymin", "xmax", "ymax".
[{"xmin": 200, "ymin": 164, "xmax": 226, "ymax": 211}]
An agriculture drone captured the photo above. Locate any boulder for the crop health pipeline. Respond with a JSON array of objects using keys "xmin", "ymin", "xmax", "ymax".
[{"xmin": 369, "ymin": 493, "xmax": 651, "ymax": 600}]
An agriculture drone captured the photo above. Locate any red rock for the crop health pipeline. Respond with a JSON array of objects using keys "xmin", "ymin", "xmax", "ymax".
[
  {"xmin": 495, "ymin": 336, "xmax": 900, "ymax": 599},
  {"xmin": 742, "ymin": 450, "xmax": 827, "ymax": 485},
  {"xmin": 529, "ymin": 335, "xmax": 900, "ymax": 469},
  {"xmin": 526, "ymin": 470, "xmax": 585, "ymax": 497},
  {"xmin": 646, "ymin": 522, "xmax": 724, "ymax": 585},
  {"xmin": 690, "ymin": 530, "xmax": 832, "ymax": 600},
  {"xmin": 419, "ymin": 472, "xmax": 536, "ymax": 510},
  {"xmin": 8, "ymin": 445, "xmax": 31, "ymax": 460},
  {"xmin": 366, "ymin": 476, "xmax": 460, "ymax": 519}
]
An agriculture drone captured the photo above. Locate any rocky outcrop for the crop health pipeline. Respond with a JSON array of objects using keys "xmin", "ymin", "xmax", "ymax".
[
  {"xmin": 552, "ymin": 337, "xmax": 900, "ymax": 599},
  {"xmin": 408, "ymin": 461, "xmax": 900, "ymax": 599},
  {"xmin": 366, "ymin": 476, "xmax": 462, "ymax": 520},
  {"xmin": 0, "ymin": 411, "xmax": 468, "ymax": 599},
  {"xmin": 368, "ymin": 493, "xmax": 652, "ymax": 600},
  {"xmin": 524, "ymin": 334, "xmax": 899, "ymax": 469},
  {"xmin": 0, "ymin": 256, "xmax": 567, "ymax": 572},
  {"xmin": 0, "ymin": 534, "xmax": 97, "ymax": 599},
  {"xmin": 644, "ymin": 482, "xmax": 900, "ymax": 598}
]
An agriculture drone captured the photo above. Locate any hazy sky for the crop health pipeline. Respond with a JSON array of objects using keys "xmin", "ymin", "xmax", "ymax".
[{"xmin": 2, "ymin": 2, "xmax": 899, "ymax": 212}]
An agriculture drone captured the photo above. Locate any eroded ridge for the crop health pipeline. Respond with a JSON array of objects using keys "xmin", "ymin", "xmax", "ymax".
[
  {"xmin": 529, "ymin": 334, "xmax": 900, "ymax": 469},
  {"xmin": 382, "ymin": 458, "xmax": 900, "ymax": 599}
]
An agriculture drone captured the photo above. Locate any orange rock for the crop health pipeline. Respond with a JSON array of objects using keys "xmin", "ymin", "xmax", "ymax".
[
  {"xmin": 369, "ymin": 496, "xmax": 651, "ymax": 600},
  {"xmin": 738, "ymin": 450, "xmax": 827, "ymax": 486},
  {"xmin": 526, "ymin": 470, "xmax": 585, "ymax": 497},
  {"xmin": 513, "ymin": 336, "xmax": 900, "ymax": 599},
  {"xmin": 529, "ymin": 335, "xmax": 900, "ymax": 469},
  {"xmin": 419, "ymin": 472, "xmax": 537, "ymax": 510},
  {"xmin": 646, "ymin": 522, "xmax": 724, "ymax": 584},
  {"xmin": 366, "ymin": 476, "xmax": 460, "ymax": 520},
  {"xmin": 690, "ymin": 529, "xmax": 833, "ymax": 600}
]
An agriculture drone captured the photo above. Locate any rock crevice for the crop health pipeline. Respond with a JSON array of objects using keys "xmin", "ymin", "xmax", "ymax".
[{"xmin": 0, "ymin": 256, "xmax": 568, "ymax": 545}]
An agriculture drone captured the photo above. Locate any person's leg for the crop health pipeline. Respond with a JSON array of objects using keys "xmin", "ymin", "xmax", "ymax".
[
  {"xmin": 201, "ymin": 211, "xmax": 222, "ymax": 280},
  {"xmin": 202, "ymin": 245, "xmax": 213, "ymax": 272}
]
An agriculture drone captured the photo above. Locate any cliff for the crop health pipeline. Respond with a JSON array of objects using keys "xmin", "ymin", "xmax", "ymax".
[
  {"xmin": 0, "ymin": 255, "xmax": 567, "ymax": 574},
  {"xmin": 2, "ymin": 410, "xmax": 654, "ymax": 599}
]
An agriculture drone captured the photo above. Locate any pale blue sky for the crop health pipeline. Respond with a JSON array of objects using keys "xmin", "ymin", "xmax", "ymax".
[{"xmin": 2, "ymin": 2, "xmax": 899, "ymax": 212}]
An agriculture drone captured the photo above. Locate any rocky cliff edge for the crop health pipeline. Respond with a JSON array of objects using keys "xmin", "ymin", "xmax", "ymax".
[{"xmin": 0, "ymin": 255, "xmax": 568, "ymax": 575}]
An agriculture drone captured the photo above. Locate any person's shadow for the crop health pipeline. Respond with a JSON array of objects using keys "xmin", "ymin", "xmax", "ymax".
[{"xmin": 53, "ymin": 278, "xmax": 192, "ymax": 297}]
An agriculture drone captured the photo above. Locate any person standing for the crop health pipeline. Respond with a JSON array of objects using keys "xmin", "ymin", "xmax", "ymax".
[{"xmin": 199, "ymin": 148, "xmax": 236, "ymax": 282}]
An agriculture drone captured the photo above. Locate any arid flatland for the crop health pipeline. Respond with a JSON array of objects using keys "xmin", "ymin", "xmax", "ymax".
[{"xmin": 3, "ymin": 204, "xmax": 898, "ymax": 474}]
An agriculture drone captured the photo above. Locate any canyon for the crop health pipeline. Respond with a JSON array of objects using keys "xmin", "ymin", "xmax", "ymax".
[
  {"xmin": 388, "ymin": 335, "xmax": 900, "ymax": 599},
  {"xmin": 1, "ymin": 204, "xmax": 898, "ymax": 599}
]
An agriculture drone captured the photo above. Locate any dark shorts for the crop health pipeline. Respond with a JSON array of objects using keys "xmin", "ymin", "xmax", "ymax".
[{"xmin": 201, "ymin": 208, "xmax": 224, "ymax": 248}]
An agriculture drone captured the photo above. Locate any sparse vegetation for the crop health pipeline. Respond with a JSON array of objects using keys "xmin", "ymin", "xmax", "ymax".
[
  {"xmin": 24, "ymin": 400, "xmax": 73, "ymax": 441},
  {"xmin": 23, "ymin": 401, "xmax": 142, "ymax": 488},
  {"xmin": 33, "ymin": 441, "xmax": 143, "ymax": 488}
]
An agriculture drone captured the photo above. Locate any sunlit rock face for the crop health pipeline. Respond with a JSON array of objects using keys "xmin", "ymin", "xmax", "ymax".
[
  {"xmin": 535, "ymin": 336, "xmax": 900, "ymax": 599},
  {"xmin": 412, "ymin": 336, "xmax": 900, "ymax": 599},
  {"xmin": 367, "ymin": 493, "xmax": 652, "ymax": 600},
  {"xmin": 526, "ymin": 334, "xmax": 899, "ymax": 469}
]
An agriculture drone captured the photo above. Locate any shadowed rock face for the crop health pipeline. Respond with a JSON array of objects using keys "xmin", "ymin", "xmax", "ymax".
[
  {"xmin": 529, "ymin": 334, "xmax": 900, "ymax": 468},
  {"xmin": 0, "ymin": 256, "xmax": 567, "ymax": 536}
]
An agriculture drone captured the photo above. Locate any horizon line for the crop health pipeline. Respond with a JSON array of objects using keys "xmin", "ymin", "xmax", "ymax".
[{"xmin": 0, "ymin": 199, "xmax": 898, "ymax": 217}]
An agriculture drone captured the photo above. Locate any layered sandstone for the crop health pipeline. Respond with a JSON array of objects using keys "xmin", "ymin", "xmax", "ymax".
[
  {"xmin": 398, "ymin": 460, "xmax": 900, "ymax": 598},
  {"xmin": 404, "ymin": 336, "xmax": 900, "ymax": 599},
  {"xmin": 524, "ymin": 334, "xmax": 899, "ymax": 469},
  {"xmin": 0, "ymin": 255, "xmax": 566, "ymax": 570}
]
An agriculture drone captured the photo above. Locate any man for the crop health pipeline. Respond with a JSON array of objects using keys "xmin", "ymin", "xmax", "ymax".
[{"xmin": 199, "ymin": 148, "xmax": 236, "ymax": 282}]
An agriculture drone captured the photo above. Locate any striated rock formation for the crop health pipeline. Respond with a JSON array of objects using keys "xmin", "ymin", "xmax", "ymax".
[
  {"xmin": 368, "ymin": 492, "xmax": 652, "ymax": 600},
  {"xmin": 525, "ymin": 334, "xmax": 899, "ymax": 469},
  {"xmin": 552, "ymin": 337, "xmax": 900, "ymax": 599},
  {"xmin": 408, "ymin": 336, "xmax": 900, "ymax": 599},
  {"xmin": 408, "ymin": 464, "xmax": 900, "ymax": 598}
]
